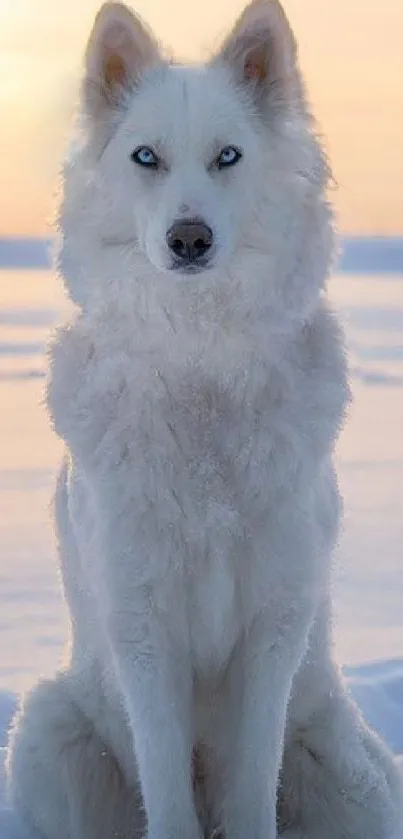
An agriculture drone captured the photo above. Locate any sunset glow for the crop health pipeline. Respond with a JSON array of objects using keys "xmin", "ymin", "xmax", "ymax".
[{"xmin": 0, "ymin": 0, "xmax": 402, "ymax": 235}]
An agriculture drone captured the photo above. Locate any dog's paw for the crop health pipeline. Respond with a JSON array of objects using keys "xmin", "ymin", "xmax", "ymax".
[{"xmin": 209, "ymin": 829, "xmax": 224, "ymax": 839}]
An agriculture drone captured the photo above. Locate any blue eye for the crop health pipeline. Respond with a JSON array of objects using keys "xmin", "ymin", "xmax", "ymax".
[
  {"xmin": 216, "ymin": 146, "xmax": 242, "ymax": 170},
  {"xmin": 131, "ymin": 146, "xmax": 159, "ymax": 168}
]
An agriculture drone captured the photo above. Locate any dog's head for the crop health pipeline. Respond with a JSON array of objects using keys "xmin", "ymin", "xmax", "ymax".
[{"xmin": 59, "ymin": 0, "xmax": 333, "ymax": 328}]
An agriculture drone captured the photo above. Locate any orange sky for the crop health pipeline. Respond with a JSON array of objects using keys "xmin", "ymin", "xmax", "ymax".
[{"xmin": 0, "ymin": 0, "xmax": 402, "ymax": 236}]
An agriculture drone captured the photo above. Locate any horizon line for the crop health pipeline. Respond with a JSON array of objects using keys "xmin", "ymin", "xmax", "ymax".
[{"xmin": 1, "ymin": 236, "xmax": 403, "ymax": 274}]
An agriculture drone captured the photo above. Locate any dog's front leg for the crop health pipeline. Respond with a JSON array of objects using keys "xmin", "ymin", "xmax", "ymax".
[
  {"xmin": 224, "ymin": 608, "xmax": 312, "ymax": 839},
  {"xmin": 106, "ymin": 589, "xmax": 201, "ymax": 839}
]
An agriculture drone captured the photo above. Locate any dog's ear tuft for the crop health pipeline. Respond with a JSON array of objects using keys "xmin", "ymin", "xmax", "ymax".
[
  {"xmin": 82, "ymin": 2, "xmax": 161, "ymax": 118},
  {"xmin": 213, "ymin": 0, "xmax": 299, "ymax": 111}
]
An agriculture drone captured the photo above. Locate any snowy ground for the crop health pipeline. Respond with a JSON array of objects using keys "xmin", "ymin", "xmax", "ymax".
[{"xmin": 0, "ymin": 265, "xmax": 402, "ymax": 836}]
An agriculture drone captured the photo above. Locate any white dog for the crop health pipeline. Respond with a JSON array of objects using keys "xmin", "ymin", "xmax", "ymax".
[{"xmin": 7, "ymin": 2, "xmax": 403, "ymax": 838}]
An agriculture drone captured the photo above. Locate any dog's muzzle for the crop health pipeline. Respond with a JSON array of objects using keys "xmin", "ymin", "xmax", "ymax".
[{"xmin": 166, "ymin": 217, "xmax": 214, "ymax": 271}]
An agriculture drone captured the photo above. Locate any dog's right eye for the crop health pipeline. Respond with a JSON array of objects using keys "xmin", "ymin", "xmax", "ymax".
[{"xmin": 130, "ymin": 146, "xmax": 159, "ymax": 169}]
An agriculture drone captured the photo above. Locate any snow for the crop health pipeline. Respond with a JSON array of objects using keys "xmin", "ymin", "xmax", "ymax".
[{"xmin": 0, "ymin": 254, "xmax": 402, "ymax": 835}]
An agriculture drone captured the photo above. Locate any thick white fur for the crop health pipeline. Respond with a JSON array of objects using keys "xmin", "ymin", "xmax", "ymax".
[{"xmin": 7, "ymin": 2, "xmax": 403, "ymax": 838}]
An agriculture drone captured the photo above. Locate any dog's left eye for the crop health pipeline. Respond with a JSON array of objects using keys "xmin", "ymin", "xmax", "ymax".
[
  {"xmin": 216, "ymin": 146, "xmax": 242, "ymax": 170},
  {"xmin": 131, "ymin": 146, "xmax": 159, "ymax": 169}
]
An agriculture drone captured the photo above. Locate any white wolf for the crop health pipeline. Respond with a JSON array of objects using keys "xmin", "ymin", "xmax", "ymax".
[{"xmin": 7, "ymin": 2, "xmax": 403, "ymax": 838}]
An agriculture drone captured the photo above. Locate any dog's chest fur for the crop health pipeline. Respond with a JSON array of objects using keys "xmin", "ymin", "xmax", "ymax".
[{"xmin": 50, "ymin": 306, "xmax": 346, "ymax": 678}]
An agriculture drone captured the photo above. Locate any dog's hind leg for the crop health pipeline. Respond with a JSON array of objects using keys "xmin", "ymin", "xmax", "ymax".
[
  {"xmin": 6, "ymin": 675, "xmax": 144, "ymax": 839},
  {"xmin": 279, "ymin": 699, "xmax": 403, "ymax": 839},
  {"xmin": 278, "ymin": 606, "xmax": 403, "ymax": 839}
]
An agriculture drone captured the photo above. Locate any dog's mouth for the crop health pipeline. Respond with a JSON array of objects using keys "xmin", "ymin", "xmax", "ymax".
[
  {"xmin": 166, "ymin": 255, "xmax": 217, "ymax": 277},
  {"xmin": 168, "ymin": 258, "xmax": 214, "ymax": 276}
]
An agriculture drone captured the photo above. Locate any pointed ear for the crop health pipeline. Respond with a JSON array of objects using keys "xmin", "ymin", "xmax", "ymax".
[
  {"xmin": 213, "ymin": 0, "xmax": 299, "ymax": 111},
  {"xmin": 82, "ymin": 2, "xmax": 161, "ymax": 118}
]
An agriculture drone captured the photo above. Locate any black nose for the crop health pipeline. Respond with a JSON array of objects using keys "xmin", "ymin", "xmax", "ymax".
[{"xmin": 166, "ymin": 218, "xmax": 213, "ymax": 263}]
